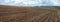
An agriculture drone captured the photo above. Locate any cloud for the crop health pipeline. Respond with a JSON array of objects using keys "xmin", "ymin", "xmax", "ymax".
[
  {"xmin": 0, "ymin": 0, "xmax": 60, "ymax": 6},
  {"xmin": 50, "ymin": 0, "xmax": 60, "ymax": 6}
]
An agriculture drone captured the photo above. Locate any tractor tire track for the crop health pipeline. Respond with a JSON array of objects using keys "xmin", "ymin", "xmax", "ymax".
[
  {"xmin": 42, "ymin": 13, "xmax": 52, "ymax": 22},
  {"xmin": 54, "ymin": 11, "xmax": 59, "ymax": 22},
  {"xmin": 26, "ymin": 11, "xmax": 51, "ymax": 22},
  {"xmin": 35, "ymin": 12, "xmax": 51, "ymax": 22},
  {"xmin": 40, "ymin": 13, "xmax": 51, "ymax": 22}
]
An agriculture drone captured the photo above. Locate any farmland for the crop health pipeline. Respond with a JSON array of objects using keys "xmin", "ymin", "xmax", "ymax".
[{"xmin": 0, "ymin": 5, "xmax": 60, "ymax": 22}]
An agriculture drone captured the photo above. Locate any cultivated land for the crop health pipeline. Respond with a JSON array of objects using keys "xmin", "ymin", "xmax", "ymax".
[{"xmin": 0, "ymin": 5, "xmax": 60, "ymax": 22}]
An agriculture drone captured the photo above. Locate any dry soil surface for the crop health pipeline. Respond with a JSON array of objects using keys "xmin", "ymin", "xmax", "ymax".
[{"xmin": 0, "ymin": 5, "xmax": 60, "ymax": 22}]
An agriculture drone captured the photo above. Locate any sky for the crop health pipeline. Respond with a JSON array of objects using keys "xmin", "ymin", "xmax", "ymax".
[{"xmin": 0, "ymin": 0, "xmax": 60, "ymax": 6}]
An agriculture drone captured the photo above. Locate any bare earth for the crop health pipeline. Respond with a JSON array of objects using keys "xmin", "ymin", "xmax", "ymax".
[{"xmin": 0, "ymin": 5, "xmax": 60, "ymax": 22}]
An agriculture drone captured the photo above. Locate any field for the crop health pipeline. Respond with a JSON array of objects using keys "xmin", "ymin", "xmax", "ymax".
[{"xmin": 0, "ymin": 5, "xmax": 60, "ymax": 22}]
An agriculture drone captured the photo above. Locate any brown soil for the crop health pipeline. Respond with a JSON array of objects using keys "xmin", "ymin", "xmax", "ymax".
[{"xmin": 0, "ymin": 5, "xmax": 60, "ymax": 22}]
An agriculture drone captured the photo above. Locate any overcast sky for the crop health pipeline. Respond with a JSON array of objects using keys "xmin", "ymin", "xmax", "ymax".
[{"xmin": 0, "ymin": 0, "xmax": 60, "ymax": 6}]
